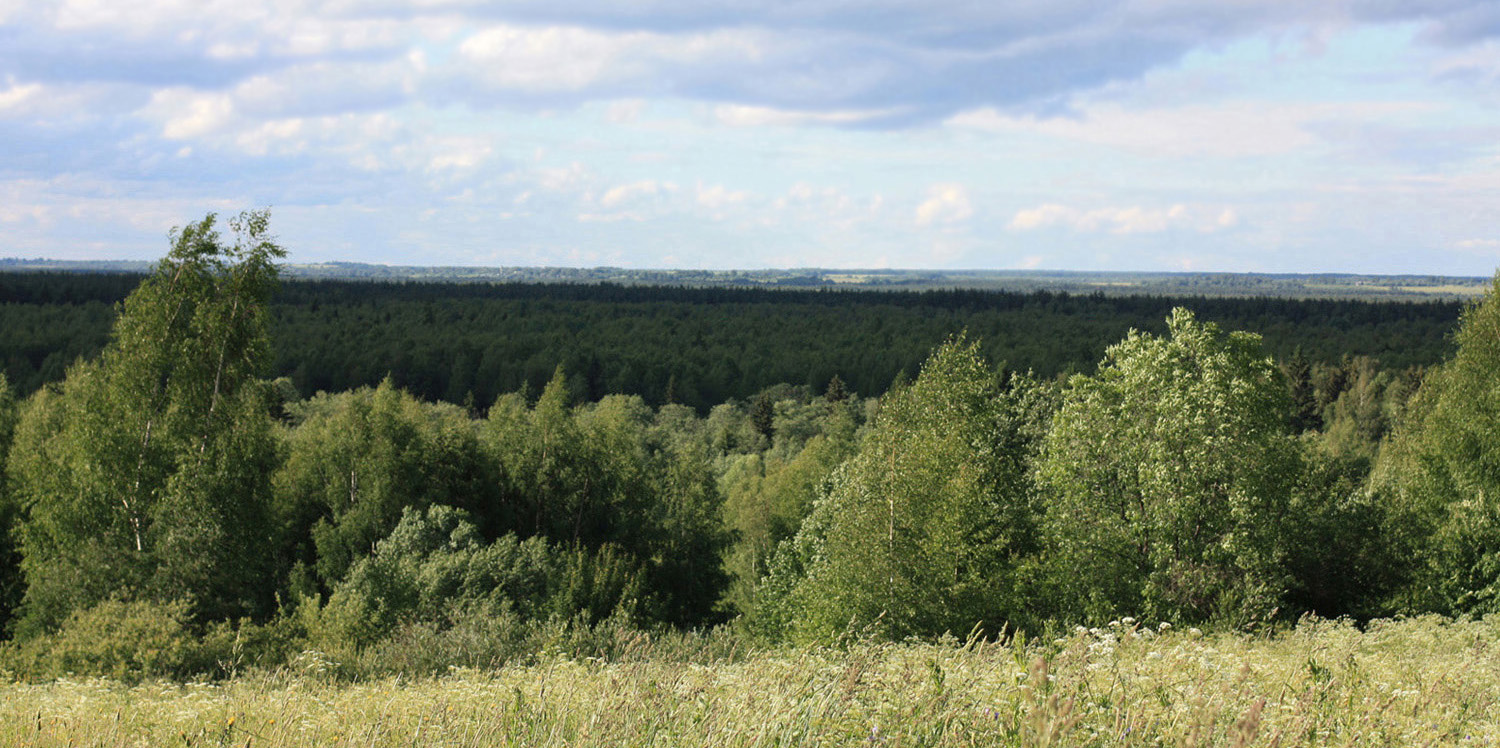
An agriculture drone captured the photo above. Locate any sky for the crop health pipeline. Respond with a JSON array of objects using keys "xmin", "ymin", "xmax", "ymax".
[{"xmin": 4, "ymin": 1, "xmax": 1500, "ymax": 274}]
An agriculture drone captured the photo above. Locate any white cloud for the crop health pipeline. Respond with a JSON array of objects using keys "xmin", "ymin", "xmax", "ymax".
[
  {"xmin": 10, "ymin": 0, "xmax": 1500, "ymax": 273},
  {"xmin": 146, "ymin": 88, "xmax": 235, "ymax": 139},
  {"xmin": 532, "ymin": 162, "xmax": 591, "ymax": 192},
  {"xmin": 577, "ymin": 211, "xmax": 645, "ymax": 223},
  {"xmin": 426, "ymin": 136, "xmax": 494, "ymax": 172},
  {"xmin": 695, "ymin": 183, "xmax": 751, "ymax": 217},
  {"xmin": 948, "ymin": 99, "xmax": 1437, "ymax": 159},
  {"xmin": 0, "ymin": 78, "xmax": 44, "ymax": 116},
  {"xmin": 0, "ymin": 176, "xmax": 244, "ymax": 256},
  {"xmin": 713, "ymin": 104, "xmax": 902, "ymax": 127},
  {"xmin": 1008, "ymin": 203, "xmax": 1237, "ymax": 234},
  {"xmin": 1008, "ymin": 204, "xmax": 1072, "ymax": 231},
  {"xmin": 458, "ymin": 24, "xmax": 762, "ymax": 94},
  {"xmin": 771, "ymin": 183, "xmax": 884, "ymax": 231},
  {"xmin": 459, "ymin": 25, "xmax": 642, "ymax": 92},
  {"xmin": 1454, "ymin": 238, "xmax": 1500, "ymax": 254},
  {"xmin": 203, "ymin": 111, "xmax": 404, "ymax": 168},
  {"xmin": 599, "ymin": 179, "xmax": 674, "ymax": 208},
  {"xmin": 915, "ymin": 183, "xmax": 973, "ymax": 226},
  {"xmin": 606, "ymin": 98, "xmax": 646, "ymax": 123}
]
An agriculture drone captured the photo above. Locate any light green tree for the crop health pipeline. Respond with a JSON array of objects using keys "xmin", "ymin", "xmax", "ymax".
[
  {"xmin": 1034, "ymin": 308, "xmax": 1300, "ymax": 625},
  {"xmin": 762, "ymin": 336, "xmax": 1047, "ymax": 642},
  {"xmin": 719, "ymin": 404, "xmax": 860, "ymax": 619},
  {"xmin": 483, "ymin": 376, "xmax": 730, "ymax": 626},
  {"xmin": 1373, "ymin": 274, "xmax": 1500, "ymax": 614},
  {"xmin": 7, "ymin": 211, "xmax": 284, "ymax": 635},
  {"xmin": 273, "ymin": 379, "xmax": 494, "ymax": 594},
  {"xmin": 0, "ymin": 374, "xmax": 20, "ymax": 630}
]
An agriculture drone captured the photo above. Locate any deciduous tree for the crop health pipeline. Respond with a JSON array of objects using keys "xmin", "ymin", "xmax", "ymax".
[
  {"xmin": 7, "ymin": 211, "xmax": 284, "ymax": 635},
  {"xmin": 1034, "ymin": 309, "xmax": 1299, "ymax": 625}
]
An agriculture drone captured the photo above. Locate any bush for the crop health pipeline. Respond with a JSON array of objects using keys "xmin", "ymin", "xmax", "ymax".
[{"xmin": 0, "ymin": 599, "xmax": 294, "ymax": 682}]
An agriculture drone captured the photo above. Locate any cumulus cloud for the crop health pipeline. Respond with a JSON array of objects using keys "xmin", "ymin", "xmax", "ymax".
[
  {"xmin": 1, "ymin": 0, "xmax": 1498, "ymax": 134},
  {"xmin": 0, "ymin": 0, "xmax": 1490, "ymax": 126},
  {"xmin": 915, "ymin": 184, "xmax": 973, "ymax": 226},
  {"xmin": 144, "ymin": 88, "xmax": 235, "ymax": 140},
  {"xmin": 8, "ymin": 0, "xmax": 1500, "ymax": 270}
]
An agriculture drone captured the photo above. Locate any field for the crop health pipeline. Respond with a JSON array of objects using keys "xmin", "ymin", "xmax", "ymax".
[
  {"xmin": 1, "ymin": 260, "xmax": 1487, "ymax": 299},
  {"xmin": 3, "ymin": 616, "xmax": 1496, "ymax": 747}
]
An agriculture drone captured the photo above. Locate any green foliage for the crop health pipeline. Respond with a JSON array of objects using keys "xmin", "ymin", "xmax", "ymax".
[
  {"xmin": 1283, "ymin": 348, "xmax": 1319, "ymax": 433},
  {"xmin": 6, "ymin": 211, "xmax": 284, "ymax": 636},
  {"xmin": 719, "ymin": 397, "xmax": 862, "ymax": 619},
  {"xmin": 0, "ymin": 374, "xmax": 19, "ymax": 632},
  {"xmin": 1315, "ymin": 355, "xmax": 1414, "ymax": 466},
  {"xmin": 0, "ymin": 599, "xmax": 207, "ymax": 682},
  {"xmin": 1, "ymin": 272, "xmax": 1466, "ymax": 412},
  {"xmin": 1281, "ymin": 445, "xmax": 1401, "ymax": 618},
  {"xmin": 483, "ymin": 376, "xmax": 729, "ymax": 626},
  {"xmin": 764, "ymin": 336, "xmax": 1049, "ymax": 642},
  {"xmin": 0, "ymin": 599, "xmax": 298, "ymax": 683},
  {"xmin": 1034, "ymin": 309, "xmax": 1301, "ymax": 625},
  {"xmin": 273, "ymin": 379, "xmax": 495, "ymax": 591},
  {"xmin": 4, "ymin": 233, "xmax": 1499, "ymax": 669},
  {"xmin": 1374, "ymin": 275, "xmax": 1500, "ymax": 614},
  {"xmin": 308, "ymin": 505, "xmax": 642, "ymax": 650},
  {"xmin": 750, "ymin": 392, "xmax": 775, "ymax": 440}
]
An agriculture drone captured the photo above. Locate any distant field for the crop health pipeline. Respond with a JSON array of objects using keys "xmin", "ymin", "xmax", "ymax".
[
  {"xmin": 2, "ymin": 616, "xmax": 1494, "ymax": 747},
  {"xmin": 1393, "ymin": 284, "xmax": 1488, "ymax": 296},
  {"xmin": 2, "ymin": 258, "xmax": 1489, "ymax": 300}
]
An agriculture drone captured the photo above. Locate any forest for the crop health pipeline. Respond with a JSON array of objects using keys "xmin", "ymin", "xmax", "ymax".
[
  {"xmin": 0, "ymin": 210, "xmax": 1496, "ymax": 687},
  {"xmin": 0, "ymin": 260, "xmax": 1464, "ymax": 412}
]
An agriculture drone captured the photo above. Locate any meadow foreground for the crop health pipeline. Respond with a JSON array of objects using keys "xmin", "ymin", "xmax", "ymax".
[{"xmin": 2, "ymin": 616, "xmax": 1496, "ymax": 747}]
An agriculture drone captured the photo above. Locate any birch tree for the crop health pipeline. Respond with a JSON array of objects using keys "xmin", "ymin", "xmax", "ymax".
[{"xmin": 7, "ymin": 211, "xmax": 284, "ymax": 635}]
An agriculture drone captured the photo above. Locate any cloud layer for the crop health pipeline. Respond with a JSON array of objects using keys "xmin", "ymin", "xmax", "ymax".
[{"xmin": 4, "ymin": 1, "xmax": 1500, "ymax": 272}]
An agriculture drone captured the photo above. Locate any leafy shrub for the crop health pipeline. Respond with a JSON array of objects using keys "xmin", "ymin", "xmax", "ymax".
[
  {"xmin": 307, "ymin": 505, "xmax": 644, "ymax": 651},
  {"xmin": 0, "ymin": 599, "xmax": 293, "ymax": 682}
]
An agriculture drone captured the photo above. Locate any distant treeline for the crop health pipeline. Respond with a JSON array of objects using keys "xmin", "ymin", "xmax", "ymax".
[{"xmin": 0, "ymin": 271, "xmax": 1463, "ymax": 410}]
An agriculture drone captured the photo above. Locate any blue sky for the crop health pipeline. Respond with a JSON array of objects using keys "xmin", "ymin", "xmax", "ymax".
[{"xmin": 4, "ymin": 1, "xmax": 1500, "ymax": 274}]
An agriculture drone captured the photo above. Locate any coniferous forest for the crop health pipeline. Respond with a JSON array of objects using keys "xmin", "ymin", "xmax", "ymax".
[{"xmin": 0, "ymin": 211, "xmax": 1498, "ymax": 704}]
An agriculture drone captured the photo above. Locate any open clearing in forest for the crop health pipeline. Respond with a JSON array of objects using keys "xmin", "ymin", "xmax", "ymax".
[{"xmin": 2, "ymin": 616, "xmax": 1496, "ymax": 747}]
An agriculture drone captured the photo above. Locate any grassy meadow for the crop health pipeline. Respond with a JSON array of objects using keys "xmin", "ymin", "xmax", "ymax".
[{"xmin": 3, "ymin": 615, "xmax": 1497, "ymax": 747}]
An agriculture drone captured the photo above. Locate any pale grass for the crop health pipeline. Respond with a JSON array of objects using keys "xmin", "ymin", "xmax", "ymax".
[{"xmin": 2, "ymin": 615, "xmax": 1498, "ymax": 746}]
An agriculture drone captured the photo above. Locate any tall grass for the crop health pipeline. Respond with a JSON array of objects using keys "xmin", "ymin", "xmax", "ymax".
[{"xmin": 2, "ymin": 615, "xmax": 1497, "ymax": 746}]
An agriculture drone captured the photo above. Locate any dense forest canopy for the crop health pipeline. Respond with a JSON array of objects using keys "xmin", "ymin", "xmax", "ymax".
[
  {"xmin": 0, "ymin": 212, "xmax": 1495, "ymax": 681},
  {"xmin": 0, "ymin": 270, "xmax": 1462, "ymax": 411}
]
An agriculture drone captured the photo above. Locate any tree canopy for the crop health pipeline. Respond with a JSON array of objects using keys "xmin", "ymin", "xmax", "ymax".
[
  {"xmin": 6, "ymin": 211, "xmax": 285, "ymax": 635},
  {"xmin": 1034, "ymin": 309, "xmax": 1300, "ymax": 625}
]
